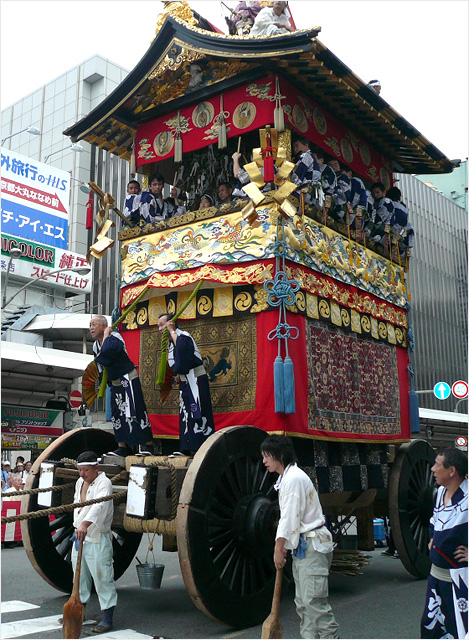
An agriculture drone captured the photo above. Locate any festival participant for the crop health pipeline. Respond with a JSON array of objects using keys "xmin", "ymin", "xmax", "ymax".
[
  {"xmin": 157, "ymin": 314, "xmax": 215, "ymax": 455},
  {"xmin": 232, "ymin": 150, "xmax": 275, "ymax": 196},
  {"xmin": 261, "ymin": 435, "xmax": 339, "ymax": 639},
  {"xmin": 368, "ymin": 182, "xmax": 395, "ymax": 245},
  {"xmin": 385, "ymin": 186, "xmax": 414, "ymax": 251},
  {"xmin": 199, "ymin": 194, "xmax": 214, "ymax": 209},
  {"xmin": 339, "ymin": 166, "xmax": 368, "ymax": 230},
  {"xmin": 137, "ymin": 173, "xmax": 185, "ymax": 224},
  {"xmin": 327, "ymin": 159, "xmax": 351, "ymax": 220},
  {"xmin": 250, "ymin": 1, "xmax": 293, "ymax": 37},
  {"xmin": 367, "ymin": 79, "xmax": 382, "ymax": 94},
  {"xmin": 313, "ymin": 149, "xmax": 337, "ymax": 199},
  {"xmin": 292, "ymin": 138, "xmax": 322, "ymax": 189},
  {"xmin": 217, "ymin": 182, "xmax": 235, "ymax": 206},
  {"xmin": 72, "ymin": 451, "xmax": 117, "ymax": 634},
  {"xmin": 122, "ymin": 179, "xmax": 141, "ymax": 225},
  {"xmin": 226, "ymin": 1, "xmax": 262, "ymax": 35},
  {"xmin": 89, "ymin": 315, "xmax": 155, "ymax": 457},
  {"xmin": 421, "ymin": 448, "xmax": 468, "ymax": 639}
]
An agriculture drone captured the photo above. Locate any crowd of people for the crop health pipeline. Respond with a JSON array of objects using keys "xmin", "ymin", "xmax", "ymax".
[
  {"xmin": 123, "ymin": 137, "xmax": 413, "ymax": 258},
  {"xmin": 1, "ymin": 457, "xmax": 32, "ymax": 493}
]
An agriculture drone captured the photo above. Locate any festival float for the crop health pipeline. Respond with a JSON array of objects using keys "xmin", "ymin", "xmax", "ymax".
[{"xmin": 17, "ymin": 2, "xmax": 455, "ymax": 628}]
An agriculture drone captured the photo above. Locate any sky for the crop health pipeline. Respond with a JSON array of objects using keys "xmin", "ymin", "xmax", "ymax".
[{"xmin": 1, "ymin": 0, "xmax": 468, "ymax": 161}]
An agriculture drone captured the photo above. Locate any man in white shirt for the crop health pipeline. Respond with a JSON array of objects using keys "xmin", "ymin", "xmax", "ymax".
[
  {"xmin": 250, "ymin": 1, "xmax": 293, "ymax": 37},
  {"xmin": 72, "ymin": 451, "xmax": 117, "ymax": 634},
  {"xmin": 261, "ymin": 435, "xmax": 339, "ymax": 639}
]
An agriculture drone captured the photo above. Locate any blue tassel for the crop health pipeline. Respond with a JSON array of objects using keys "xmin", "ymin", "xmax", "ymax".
[
  {"xmin": 274, "ymin": 356, "xmax": 285, "ymax": 413},
  {"xmin": 283, "ymin": 356, "xmax": 295, "ymax": 414},
  {"xmin": 409, "ymin": 390, "xmax": 420, "ymax": 433}
]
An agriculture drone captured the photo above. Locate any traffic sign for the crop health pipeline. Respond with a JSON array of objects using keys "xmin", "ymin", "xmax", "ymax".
[
  {"xmin": 455, "ymin": 436, "xmax": 468, "ymax": 449},
  {"xmin": 433, "ymin": 382, "xmax": 451, "ymax": 400},
  {"xmin": 452, "ymin": 380, "xmax": 468, "ymax": 399},
  {"xmin": 69, "ymin": 390, "xmax": 83, "ymax": 409}
]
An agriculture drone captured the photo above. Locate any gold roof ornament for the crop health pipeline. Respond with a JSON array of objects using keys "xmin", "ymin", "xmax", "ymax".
[{"xmin": 154, "ymin": 1, "xmax": 198, "ymax": 39}]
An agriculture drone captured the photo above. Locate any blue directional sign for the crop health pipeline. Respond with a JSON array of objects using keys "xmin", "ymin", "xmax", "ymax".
[{"xmin": 433, "ymin": 382, "xmax": 451, "ymax": 400}]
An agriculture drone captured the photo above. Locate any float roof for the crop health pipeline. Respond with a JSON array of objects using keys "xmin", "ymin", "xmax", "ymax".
[{"xmin": 63, "ymin": 6, "xmax": 454, "ymax": 175}]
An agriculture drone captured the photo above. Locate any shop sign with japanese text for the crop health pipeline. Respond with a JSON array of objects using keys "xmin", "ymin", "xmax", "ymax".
[
  {"xmin": 1, "ymin": 233, "xmax": 91, "ymax": 294},
  {"xmin": 1, "ymin": 405, "xmax": 63, "ymax": 437},
  {"xmin": 0, "ymin": 149, "xmax": 70, "ymax": 249}
]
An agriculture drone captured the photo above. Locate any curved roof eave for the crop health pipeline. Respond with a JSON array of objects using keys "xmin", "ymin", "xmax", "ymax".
[{"xmin": 63, "ymin": 15, "xmax": 318, "ymax": 141}]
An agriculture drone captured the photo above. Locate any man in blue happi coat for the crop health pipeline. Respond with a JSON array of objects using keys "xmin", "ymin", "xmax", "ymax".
[
  {"xmin": 90, "ymin": 315, "xmax": 155, "ymax": 457},
  {"xmin": 421, "ymin": 447, "xmax": 468, "ymax": 639},
  {"xmin": 157, "ymin": 314, "xmax": 215, "ymax": 455}
]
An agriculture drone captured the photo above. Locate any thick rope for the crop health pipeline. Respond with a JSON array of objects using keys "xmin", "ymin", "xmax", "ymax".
[
  {"xmin": 1, "ymin": 468, "xmax": 128, "ymax": 522},
  {"xmin": 1, "ymin": 481, "xmax": 76, "ymax": 497},
  {"xmin": 1, "ymin": 490, "xmax": 126, "ymax": 524}
]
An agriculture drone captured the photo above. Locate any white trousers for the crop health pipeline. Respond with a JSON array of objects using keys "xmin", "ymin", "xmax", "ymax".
[
  {"xmin": 71, "ymin": 533, "xmax": 117, "ymax": 611},
  {"xmin": 292, "ymin": 539, "xmax": 339, "ymax": 639}
]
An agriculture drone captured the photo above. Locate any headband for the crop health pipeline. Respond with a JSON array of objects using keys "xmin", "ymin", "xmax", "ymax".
[
  {"xmin": 369, "ymin": 80, "xmax": 381, "ymax": 87},
  {"xmin": 77, "ymin": 461, "xmax": 99, "ymax": 466}
]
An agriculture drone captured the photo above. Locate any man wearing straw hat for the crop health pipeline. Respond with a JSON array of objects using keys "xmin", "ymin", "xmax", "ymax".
[
  {"xmin": 72, "ymin": 450, "xmax": 117, "ymax": 634},
  {"xmin": 90, "ymin": 315, "xmax": 155, "ymax": 457}
]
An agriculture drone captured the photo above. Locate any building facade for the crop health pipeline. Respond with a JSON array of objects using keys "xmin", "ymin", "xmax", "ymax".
[
  {"xmin": 418, "ymin": 160, "xmax": 468, "ymax": 213},
  {"xmin": 1, "ymin": 54, "xmax": 131, "ymax": 315},
  {"xmin": 1, "ymin": 56, "xmax": 131, "ymax": 459},
  {"xmin": 397, "ymin": 172, "xmax": 468, "ymax": 412}
]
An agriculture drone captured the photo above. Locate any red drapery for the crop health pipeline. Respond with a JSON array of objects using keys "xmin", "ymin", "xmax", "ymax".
[{"xmin": 136, "ymin": 74, "xmax": 393, "ymax": 186}]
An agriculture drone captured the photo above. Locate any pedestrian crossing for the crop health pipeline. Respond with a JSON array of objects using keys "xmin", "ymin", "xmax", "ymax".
[{"xmin": 0, "ymin": 601, "xmax": 155, "ymax": 639}]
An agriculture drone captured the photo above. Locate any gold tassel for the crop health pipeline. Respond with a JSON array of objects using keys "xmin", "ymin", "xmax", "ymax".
[
  {"xmin": 174, "ymin": 111, "xmax": 183, "ymax": 162},
  {"xmin": 274, "ymin": 76, "xmax": 285, "ymax": 132},
  {"xmin": 218, "ymin": 95, "xmax": 227, "ymax": 149},
  {"xmin": 174, "ymin": 136, "xmax": 182, "ymax": 163}
]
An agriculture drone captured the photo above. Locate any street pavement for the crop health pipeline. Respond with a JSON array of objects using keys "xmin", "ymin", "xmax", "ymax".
[{"xmin": 1, "ymin": 538, "xmax": 427, "ymax": 639}]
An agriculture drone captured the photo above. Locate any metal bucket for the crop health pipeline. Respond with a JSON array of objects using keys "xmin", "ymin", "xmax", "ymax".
[{"xmin": 136, "ymin": 562, "xmax": 165, "ymax": 589}]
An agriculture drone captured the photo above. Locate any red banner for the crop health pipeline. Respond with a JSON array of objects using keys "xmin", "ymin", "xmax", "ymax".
[{"xmin": 136, "ymin": 74, "xmax": 393, "ymax": 186}]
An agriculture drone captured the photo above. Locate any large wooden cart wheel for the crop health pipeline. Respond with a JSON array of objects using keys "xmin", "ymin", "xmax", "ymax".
[
  {"xmin": 389, "ymin": 439, "xmax": 436, "ymax": 578},
  {"xmin": 177, "ymin": 425, "xmax": 279, "ymax": 628},
  {"xmin": 21, "ymin": 428, "xmax": 142, "ymax": 593}
]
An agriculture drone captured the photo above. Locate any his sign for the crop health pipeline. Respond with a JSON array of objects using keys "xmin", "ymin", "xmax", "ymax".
[{"xmin": 1, "ymin": 150, "xmax": 70, "ymax": 249}]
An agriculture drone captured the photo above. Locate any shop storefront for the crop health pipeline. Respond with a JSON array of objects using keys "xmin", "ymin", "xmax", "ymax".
[{"xmin": 1, "ymin": 405, "xmax": 63, "ymax": 463}]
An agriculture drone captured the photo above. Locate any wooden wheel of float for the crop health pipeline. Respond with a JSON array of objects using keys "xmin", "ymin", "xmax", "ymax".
[
  {"xmin": 21, "ymin": 428, "xmax": 142, "ymax": 593},
  {"xmin": 389, "ymin": 439, "xmax": 437, "ymax": 578},
  {"xmin": 176, "ymin": 425, "xmax": 279, "ymax": 628}
]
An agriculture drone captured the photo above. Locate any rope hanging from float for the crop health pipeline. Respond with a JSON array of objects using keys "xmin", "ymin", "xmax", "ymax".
[{"xmin": 264, "ymin": 217, "xmax": 299, "ymax": 414}]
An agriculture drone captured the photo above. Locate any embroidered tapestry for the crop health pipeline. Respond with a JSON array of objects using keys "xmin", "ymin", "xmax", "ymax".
[{"xmin": 140, "ymin": 315, "xmax": 257, "ymax": 415}]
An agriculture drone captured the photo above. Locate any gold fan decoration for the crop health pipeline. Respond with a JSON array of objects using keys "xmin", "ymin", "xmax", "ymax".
[{"xmin": 82, "ymin": 361, "xmax": 101, "ymax": 409}]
